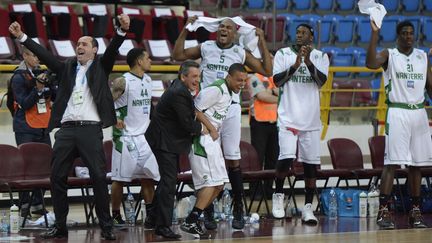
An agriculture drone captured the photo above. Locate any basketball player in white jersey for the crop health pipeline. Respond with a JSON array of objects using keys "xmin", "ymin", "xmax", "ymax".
[
  {"xmin": 366, "ymin": 20, "xmax": 432, "ymax": 230},
  {"xmin": 180, "ymin": 63, "xmax": 247, "ymax": 238},
  {"xmin": 110, "ymin": 48, "xmax": 160, "ymax": 227},
  {"xmin": 272, "ymin": 24, "xmax": 329, "ymax": 224},
  {"xmin": 173, "ymin": 16, "xmax": 272, "ymax": 230}
]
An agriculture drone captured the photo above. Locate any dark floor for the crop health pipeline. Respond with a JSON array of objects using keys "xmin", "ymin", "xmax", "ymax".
[{"xmin": 2, "ymin": 212, "xmax": 431, "ymax": 243}]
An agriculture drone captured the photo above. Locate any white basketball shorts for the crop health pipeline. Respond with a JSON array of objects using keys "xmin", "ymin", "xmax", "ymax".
[
  {"xmin": 278, "ymin": 127, "xmax": 321, "ymax": 165},
  {"xmin": 220, "ymin": 103, "xmax": 242, "ymax": 160}
]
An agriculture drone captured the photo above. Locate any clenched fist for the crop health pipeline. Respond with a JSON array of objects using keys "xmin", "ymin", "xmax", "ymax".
[
  {"xmin": 9, "ymin": 21, "xmax": 24, "ymax": 39},
  {"xmin": 117, "ymin": 14, "xmax": 130, "ymax": 31}
]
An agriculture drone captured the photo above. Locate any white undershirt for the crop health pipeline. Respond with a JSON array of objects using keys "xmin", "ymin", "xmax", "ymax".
[{"xmin": 61, "ymin": 60, "xmax": 101, "ymax": 123}]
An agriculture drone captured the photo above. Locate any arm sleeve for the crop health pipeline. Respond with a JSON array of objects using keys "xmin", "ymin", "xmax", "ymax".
[
  {"xmin": 22, "ymin": 38, "xmax": 63, "ymax": 73},
  {"xmin": 172, "ymin": 92, "xmax": 202, "ymax": 136},
  {"xmin": 11, "ymin": 74, "xmax": 39, "ymax": 110}
]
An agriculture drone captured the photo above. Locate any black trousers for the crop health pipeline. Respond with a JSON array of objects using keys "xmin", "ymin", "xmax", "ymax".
[
  {"xmin": 250, "ymin": 116, "xmax": 279, "ymax": 196},
  {"xmin": 50, "ymin": 125, "xmax": 112, "ymax": 230},
  {"xmin": 151, "ymin": 148, "xmax": 178, "ymax": 227}
]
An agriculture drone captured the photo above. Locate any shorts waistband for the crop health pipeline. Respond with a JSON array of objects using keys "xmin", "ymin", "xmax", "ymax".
[
  {"xmin": 387, "ymin": 102, "xmax": 424, "ymax": 109},
  {"xmin": 61, "ymin": 121, "xmax": 102, "ymax": 128}
]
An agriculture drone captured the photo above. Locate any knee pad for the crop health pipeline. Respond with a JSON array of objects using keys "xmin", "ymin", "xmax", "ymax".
[{"xmin": 303, "ymin": 163, "xmax": 317, "ymax": 179}]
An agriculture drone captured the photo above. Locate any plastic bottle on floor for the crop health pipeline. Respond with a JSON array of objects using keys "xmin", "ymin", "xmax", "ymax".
[
  {"xmin": 329, "ymin": 188, "xmax": 338, "ymax": 220},
  {"xmin": 9, "ymin": 204, "xmax": 19, "ymax": 233},
  {"xmin": 125, "ymin": 193, "xmax": 136, "ymax": 226}
]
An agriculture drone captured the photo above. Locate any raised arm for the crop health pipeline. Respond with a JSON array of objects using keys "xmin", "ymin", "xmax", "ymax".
[
  {"xmin": 244, "ymin": 28, "xmax": 273, "ymax": 77},
  {"xmin": 366, "ymin": 20, "xmax": 389, "ymax": 69},
  {"xmin": 9, "ymin": 22, "xmax": 63, "ymax": 73},
  {"xmin": 101, "ymin": 14, "xmax": 129, "ymax": 73},
  {"xmin": 172, "ymin": 16, "xmax": 202, "ymax": 61}
]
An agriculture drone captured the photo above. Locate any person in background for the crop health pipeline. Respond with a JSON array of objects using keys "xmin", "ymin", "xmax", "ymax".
[
  {"xmin": 248, "ymin": 72, "xmax": 279, "ymax": 201},
  {"xmin": 11, "ymin": 46, "xmax": 55, "ymax": 218}
]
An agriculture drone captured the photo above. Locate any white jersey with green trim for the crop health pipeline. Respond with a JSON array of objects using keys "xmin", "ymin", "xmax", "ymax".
[
  {"xmin": 195, "ymin": 79, "xmax": 233, "ymax": 130},
  {"xmin": 114, "ymin": 72, "xmax": 152, "ymax": 136},
  {"xmin": 200, "ymin": 40, "xmax": 246, "ymax": 103},
  {"xmin": 273, "ymin": 47, "xmax": 329, "ymax": 131},
  {"xmin": 384, "ymin": 48, "xmax": 427, "ymax": 105}
]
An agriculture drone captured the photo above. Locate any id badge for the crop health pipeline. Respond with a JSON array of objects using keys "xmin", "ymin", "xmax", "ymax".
[
  {"xmin": 72, "ymin": 90, "xmax": 84, "ymax": 105},
  {"xmin": 37, "ymin": 99, "xmax": 47, "ymax": 113},
  {"xmin": 217, "ymin": 72, "xmax": 225, "ymax": 79}
]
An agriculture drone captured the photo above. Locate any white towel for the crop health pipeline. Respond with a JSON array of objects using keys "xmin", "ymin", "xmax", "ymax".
[
  {"xmin": 358, "ymin": 0, "xmax": 387, "ymax": 28},
  {"xmin": 185, "ymin": 16, "xmax": 259, "ymax": 53}
]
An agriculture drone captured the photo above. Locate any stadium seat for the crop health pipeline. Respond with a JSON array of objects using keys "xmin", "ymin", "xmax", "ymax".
[
  {"xmin": 422, "ymin": 18, "xmax": 432, "ymax": 44},
  {"xmin": 321, "ymin": 46, "xmax": 343, "ymax": 59},
  {"xmin": 142, "ymin": 39, "xmax": 173, "ymax": 64},
  {"xmin": 117, "ymin": 6, "xmax": 152, "ymax": 41},
  {"xmin": 0, "ymin": 7, "xmax": 9, "ymax": 36},
  {"xmin": 334, "ymin": 16, "xmax": 356, "ymax": 44},
  {"xmin": 328, "ymin": 138, "xmax": 382, "ymax": 188},
  {"xmin": 117, "ymin": 39, "xmax": 139, "ymax": 62},
  {"xmin": 380, "ymin": 15, "xmax": 401, "ymax": 43},
  {"xmin": 331, "ymin": 51, "xmax": 354, "ymax": 77},
  {"xmin": 222, "ymin": 0, "xmax": 243, "ymax": 10},
  {"xmin": 335, "ymin": 0, "xmax": 356, "ymax": 12},
  {"xmin": 247, "ymin": 0, "xmax": 266, "ymax": 10},
  {"xmin": 48, "ymin": 39, "xmax": 77, "ymax": 61},
  {"xmin": 331, "ymin": 80, "xmax": 354, "ymax": 108},
  {"xmin": 380, "ymin": 0, "xmax": 400, "ymax": 13},
  {"xmin": 44, "ymin": 4, "xmax": 82, "ymax": 42},
  {"xmin": 277, "ymin": 13, "xmax": 298, "ymax": 40},
  {"xmin": 401, "ymin": 0, "xmax": 421, "ymax": 12},
  {"xmin": 424, "ymin": 0, "xmax": 432, "ymax": 12},
  {"xmin": 314, "ymin": 0, "xmax": 334, "ymax": 12},
  {"xmin": 151, "ymin": 7, "xmax": 184, "ymax": 45},
  {"xmin": 264, "ymin": 16, "xmax": 286, "ymax": 51},
  {"xmin": 8, "ymin": 3, "xmax": 47, "ymax": 43},
  {"xmin": 275, "ymin": 0, "xmax": 289, "ymax": 10},
  {"xmin": 82, "ymin": 4, "xmax": 115, "ymax": 39},
  {"xmin": 95, "ymin": 37, "xmax": 109, "ymax": 55},
  {"xmin": 291, "ymin": 0, "xmax": 312, "ymax": 11},
  {"xmin": 353, "ymin": 80, "xmax": 374, "ymax": 106},
  {"xmin": 243, "ymin": 15, "xmax": 263, "ymax": 29},
  {"xmin": 356, "ymin": 16, "xmax": 372, "ymax": 44},
  {"xmin": 317, "ymin": 18, "xmax": 333, "ymax": 44},
  {"xmin": 0, "ymin": 37, "xmax": 18, "ymax": 64}
]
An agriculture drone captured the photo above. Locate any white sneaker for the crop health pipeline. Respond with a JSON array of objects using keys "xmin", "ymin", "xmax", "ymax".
[
  {"xmin": 272, "ymin": 193, "xmax": 285, "ymax": 219},
  {"xmin": 301, "ymin": 203, "xmax": 318, "ymax": 225}
]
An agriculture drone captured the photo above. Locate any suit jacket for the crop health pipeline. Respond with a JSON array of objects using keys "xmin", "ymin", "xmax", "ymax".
[
  {"xmin": 22, "ymin": 33, "xmax": 125, "ymax": 131},
  {"xmin": 146, "ymin": 79, "xmax": 202, "ymax": 154}
]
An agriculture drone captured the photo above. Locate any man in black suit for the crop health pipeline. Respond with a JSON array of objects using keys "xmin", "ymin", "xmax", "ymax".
[
  {"xmin": 146, "ymin": 60, "xmax": 205, "ymax": 239},
  {"xmin": 8, "ymin": 14, "xmax": 130, "ymax": 240}
]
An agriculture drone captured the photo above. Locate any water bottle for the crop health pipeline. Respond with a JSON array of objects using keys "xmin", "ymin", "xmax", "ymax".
[
  {"xmin": 124, "ymin": 136, "xmax": 138, "ymax": 159},
  {"xmin": 140, "ymin": 199, "xmax": 146, "ymax": 224},
  {"xmin": 329, "ymin": 188, "xmax": 338, "ymax": 220},
  {"xmin": 222, "ymin": 187, "xmax": 232, "ymax": 220},
  {"xmin": 368, "ymin": 184, "xmax": 379, "ymax": 218},
  {"xmin": 10, "ymin": 204, "xmax": 19, "ymax": 233},
  {"xmin": 172, "ymin": 196, "xmax": 178, "ymax": 224},
  {"xmin": 359, "ymin": 191, "xmax": 368, "ymax": 217},
  {"xmin": 125, "ymin": 193, "xmax": 136, "ymax": 226},
  {"xmin": 286, "ymin": 196, "xmax": 294, "ymax": 218},
  {"xmin": 0, "ymin": 211, "xmax": 9, "ymax": 233},
  {"xmin": 213, "ymin": 199, "xmax": 221, "ymax": 221}
]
